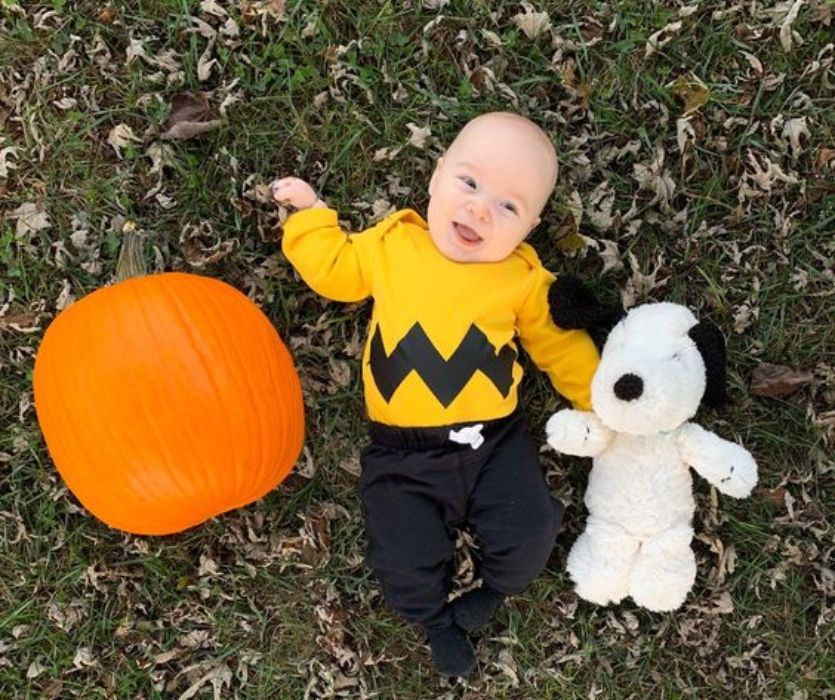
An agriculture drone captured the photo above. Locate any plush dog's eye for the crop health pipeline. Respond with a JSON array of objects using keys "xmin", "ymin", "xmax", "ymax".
[{"xmin": 672, "ymin": 352, "xmax": 683, "ymax": 362}]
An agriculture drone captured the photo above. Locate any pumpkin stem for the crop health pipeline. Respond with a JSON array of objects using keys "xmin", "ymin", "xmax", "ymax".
[{"xmin": 115, "ymin": 221, "xmax": 148, "ymax": 282}]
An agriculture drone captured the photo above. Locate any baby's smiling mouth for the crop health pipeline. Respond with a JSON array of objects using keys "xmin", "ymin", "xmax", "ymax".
[{"xmin": 453, "ymin": 221, "xmax": 483, "ymax": 245}]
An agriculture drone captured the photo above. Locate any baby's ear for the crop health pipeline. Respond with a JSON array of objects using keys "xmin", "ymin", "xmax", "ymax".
[
  {"xmin": 428, "ymin": 156, "xmax": 444, "ymax": 196},
  {"xmin": 526, "ymin": 216, "xmax": 541, "ymax": 236}
]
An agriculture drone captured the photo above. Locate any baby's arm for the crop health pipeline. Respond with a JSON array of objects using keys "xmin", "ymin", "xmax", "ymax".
[
  {"xmin": 675, "ymin": 422, "xmax": 758, "ymax": 498},
  {"xmin": 516, "ymin": 267, "xmax": 600, "ymax": 410},
  {"xmin": 272, "ymin": 175, "xmax": 372, "ymax": 302},
  {"xmin": 545, "ymin": 409, "xmax": 613, "ymax": 457}
]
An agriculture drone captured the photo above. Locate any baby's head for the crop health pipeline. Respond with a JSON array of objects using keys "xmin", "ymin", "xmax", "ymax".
[{"xmin": 427, "ymin": 112, "xmax": 558, "ymax": 263}]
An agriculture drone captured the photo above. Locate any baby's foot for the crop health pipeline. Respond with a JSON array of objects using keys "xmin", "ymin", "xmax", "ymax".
[
  {"xmin": 452, "ymin": 586, "xmax": 505, "ymax": 633},
  {"xmin": 426, "ymin": 624, "xmax": 476, "ymax": 677}
]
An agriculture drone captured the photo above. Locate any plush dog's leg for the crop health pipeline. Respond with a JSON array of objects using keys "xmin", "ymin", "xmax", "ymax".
[
  {"xmin": 567, "ymin": 516, "xmax": 640, "ymax": 606},
  {"xmin": 628, "ymin": 523, "xmax": 696, "ymax": 612}
]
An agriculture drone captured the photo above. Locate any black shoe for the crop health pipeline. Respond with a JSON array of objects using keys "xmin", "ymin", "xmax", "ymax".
[
  {"xmin": 426, "ymin": 624, "xmax": 476, "ymax": 677},
  {"xmin": 452, "ymin": 586, "xmax": 505, "ymax": 633}
]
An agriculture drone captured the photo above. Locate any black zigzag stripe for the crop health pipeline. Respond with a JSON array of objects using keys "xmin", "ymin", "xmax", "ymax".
[{"xmin": 369, "ymin": 322, "xmax": 517, "ymax": 407}]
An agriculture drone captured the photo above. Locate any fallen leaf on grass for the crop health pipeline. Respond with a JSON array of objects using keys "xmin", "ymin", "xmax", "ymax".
[
  {"xmin": 810, "ymin": 0, "xmax": 832, "ymax": 24},
  {"xmin": 200, "ymin": 0, "xmax": 228, "ymax": 18},
  {"xmin": 177, "ymin": 661, "xmax": 232, "ymax": 700},
  {"xmin": 633, "ymin": 144, "xmax": 676, "ymax": 211},
  {"xmin": 816, "ymin": 147, "xmax": 835, "ymax": 170},
  {"xmin": 0, "ymin": 312, "xmax": 41, "ymax": 335},
  {"xmin": 9, "ymin": 202, "xmax": 50, "ymax": 237},
  {"xmin": 26, "ymin": 661, "xmax": 45, "ymax": 679},
  {"xmin": 197, "ymin": 36, "xmax": 218, "ymax": 81},
  {"xmin": 97, "ymin": 7, "xmax": 116, "ymax": 23},
  {"xmin": 782, "ymin": 117, "xmax": 810, "ymax": 158},
  {"xmin": 749, "ymin": 362, "xmax": 813, "ymax": 396},
  {"xmin": 645, "ymin": 20, "xmax": 682, "ymax": 58},
  {"xmin": 762, "ymin": 487, "xmax": 787, "ymax": 506},
  {"xmin": 512, "ymin": 3, "xmax": 552, "ymax": 40},
  {"xmin": 670, "ymin": 76, "xmax": 710, "ymax": 116},
  {"xmin": 778, "ymin": 0, "xmax": 805, "ymax": 52},
  {"xmin": 554, "ymin": 189, "xmax": 585, "ymax": 252},
  {"xmin": 107, "ymin": 123, "xmax": 141, "ymax": 157},
  {"xmin": 179, "ymin": 221, "xmax": 236, "ymax": 267},
  {"xmin": 240, "ymin": 0, "xmax": 288, "ymax": 28},
  {"xmin": 406, "ymin": 122, "xmax": 431, "ymax": 149},
  {"xmin": 0, "ymin": 144, "xmax": 18, "ymax": 177},
  {"xmin": 741, "ymin": 51, "xmax": 764, "ymax": 75},
  {"xmin": 161, "ymin": 91, "xmax": 222, "ymax": 140}
]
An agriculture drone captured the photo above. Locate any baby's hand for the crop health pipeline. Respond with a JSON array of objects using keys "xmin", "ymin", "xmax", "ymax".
[{"xmin": 270, "ymin": 176, "xmax": 321, "ymax": 209}]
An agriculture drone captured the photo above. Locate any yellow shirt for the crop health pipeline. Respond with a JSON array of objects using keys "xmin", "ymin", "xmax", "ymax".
[{"xmin": 282, "ymin": 208, "xmax": 599, "ymax": 427}]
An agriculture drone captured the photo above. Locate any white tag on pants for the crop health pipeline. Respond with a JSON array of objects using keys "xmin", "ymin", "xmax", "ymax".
[{"xmin": 448, "ymin": 423, "xmax": 485, "ymax": 450}]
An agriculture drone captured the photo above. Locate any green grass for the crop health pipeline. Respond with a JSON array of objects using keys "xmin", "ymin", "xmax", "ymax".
[{"xmin": 1, "ymin": 1, "xmax": 833, "ymax": 697}]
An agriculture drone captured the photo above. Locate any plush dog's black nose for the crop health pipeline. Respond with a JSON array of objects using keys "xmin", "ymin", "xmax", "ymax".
[{"xmin": 613, "ymin": 373, "xmax": 643, "ymax": 401}]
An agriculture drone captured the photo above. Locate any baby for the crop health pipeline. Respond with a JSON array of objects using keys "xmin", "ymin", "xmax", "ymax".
[{"xmin": 273, "ymin": 112, "xmax": 599, "ymax": 677}]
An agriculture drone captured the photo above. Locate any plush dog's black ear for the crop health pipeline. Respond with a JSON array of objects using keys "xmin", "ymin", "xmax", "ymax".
[
  {"xmin": 548, "ymin": 276, "xmax": 625, "ymax": 350},
  {"xmin": 688, "ymin": 321, "xmax": 727, "ymax": 408}
]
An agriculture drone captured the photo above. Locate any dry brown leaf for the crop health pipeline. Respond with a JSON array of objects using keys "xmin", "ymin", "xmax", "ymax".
[
  {"xmin": 645, "ymin": 20, "xmax": 682, "ymax": 57},
  {"xmin": 810, "ymin": 0, "xmax": 833, "ymax": 24},
  {"xmin": 554, "ymin": 190, "xmax": 585, "ymax": 252},
  {"xmin": 621, "ymin": 252, "xmax": 666, "ymax": 307},
  {"xmin": 670, "ymin": 76, "xmax": 710, "ymax": 116},
  {"xmin": 782, "ymin": 116, "xmax": 810, "ymax": 157},
  {"xmin": 200, "ymin": 0, "xmax": 228, "ymax": 18},
  {"xmin": 179, "ymin": 221, "xmax": 236, "ymax": 266},
  {"xmin": 749, "ymin": 362, "xmax": 814, "ymax": 396},
  {"xmin": 197, "ymin": 36, "xmax": 218, "ymax": 80},
  {"xmin": 241, "ymin": 0, "xmax": 287, "ymax": 27},
  {"xmin": 0, "ymin": 312, "xmax": 41, "ymax": 335},
  {"xmin": 815, "ymin": 147, "xmax": 835, "ymax": 170},
  {"xmin": 9, "ymin": 202, "xmax": 50, "ymax": 237},
  {"xmin": 762, "ymin": 487, "xmax": 788, "ymax": 506},
  {"xmin": 633, "ymin": 144, "xmax": 676, "ymax": 210},
  {"xmin": 161, "ymin": 91, "xmax": 222, "ymax": 140},
  {"xmin": 741, "ymin": 50, "xmax": 764, "ymax": 75},
  {"xmin": 406, "ymin": 122, "xmax": 431, "ymax": 149},
  {"xmin": 0, "ymin": 144, "xmax": 18, "ymax": 178},
  {"xmin": 778, "ymin": 0, "xmax": 805, "ymax": 52},
  {"xmin": 512, "ymin": 4, "xmax": 552, "ymax": 40},
  {"xmin": 107, "ymin": 123, "xmax": 141, "ymax": 157}
]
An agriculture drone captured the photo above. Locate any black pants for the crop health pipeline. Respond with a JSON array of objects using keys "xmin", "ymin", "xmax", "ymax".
[{"xmin": 359, "ymin": 410, "xmax": 563, "ymax": 629}]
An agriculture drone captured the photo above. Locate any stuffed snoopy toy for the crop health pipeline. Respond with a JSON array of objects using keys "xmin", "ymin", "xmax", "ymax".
[{"xmin": 545, "ymin": 279, "xmax": 758, "ymax": 612}]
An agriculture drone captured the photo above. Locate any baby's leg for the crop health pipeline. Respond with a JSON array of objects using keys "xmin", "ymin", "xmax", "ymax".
[
  {"xmin": 467, "ymin": 414, "xmax": 562, "ymax": 597},
  {"xmin": 567, "ymin": 516, "xmax": 640, "ymax": 606},
  {"xmin": 359, "ymin": 442, "xmax": 458, "ymax": 629},
  {"xmin": 628, "ymin": 523, "xmax": 696, "ymax": 612}
]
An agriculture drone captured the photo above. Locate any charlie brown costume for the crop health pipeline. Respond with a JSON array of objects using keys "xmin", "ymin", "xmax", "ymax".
[{"xmin": 273, "ymin": 112, "xmax": 598, "ymax": 677}]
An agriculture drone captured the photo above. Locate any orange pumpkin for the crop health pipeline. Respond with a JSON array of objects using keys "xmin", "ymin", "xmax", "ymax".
[{"xmin": 33, "ymin": 271, "xmax": 304, "ymax": 535}]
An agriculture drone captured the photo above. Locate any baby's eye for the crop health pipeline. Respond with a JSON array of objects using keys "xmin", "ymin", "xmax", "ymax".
[
  {"xmin": 501, "ymin": 201, "xmax": 518, "ymax": 214},
  {"xmin": 459, "ymin": 176, "xmax": 477, "ymax": 189}
]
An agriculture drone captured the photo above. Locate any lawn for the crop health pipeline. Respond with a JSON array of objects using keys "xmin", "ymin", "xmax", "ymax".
[{"xmin": 1, "ymin": 1, "xmax": 833, "ymax": 697}]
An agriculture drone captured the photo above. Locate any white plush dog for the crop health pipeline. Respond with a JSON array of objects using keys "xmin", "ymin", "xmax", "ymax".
[{"xmin": 545, "ymin": 280, "xmax": 758, "ymax": 612}]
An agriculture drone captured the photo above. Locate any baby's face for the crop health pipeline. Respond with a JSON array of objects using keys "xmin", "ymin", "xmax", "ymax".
[{"xmin": 426, "ymin": 119, "xmax": 554, "ymax": 263}]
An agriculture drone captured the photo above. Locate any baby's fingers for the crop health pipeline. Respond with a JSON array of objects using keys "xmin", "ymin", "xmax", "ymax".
[{"xmin": 270, "ymin": 177, "xmax": 292, "ymax": 194}]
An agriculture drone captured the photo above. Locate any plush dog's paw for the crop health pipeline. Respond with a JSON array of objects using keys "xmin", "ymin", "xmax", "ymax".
[
  {"xmin": 545, "ymin": 410, "xmax": 612, "ymax": 457},
  {"xmin": 720, "ymin": 445, "xmax": 758, "ymax": 498}
]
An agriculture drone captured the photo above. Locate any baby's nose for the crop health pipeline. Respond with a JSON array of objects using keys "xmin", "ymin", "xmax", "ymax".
[{"xmin": 467, "ymin": 199, "xmax": 490, "ymax": 221}]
